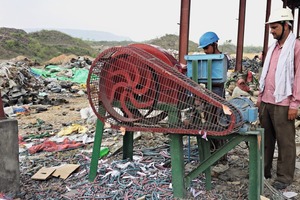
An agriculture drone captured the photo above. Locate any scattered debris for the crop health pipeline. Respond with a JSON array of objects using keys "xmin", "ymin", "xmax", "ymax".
[{"xmin": 0, "ymin": 55, "xmax": 300, "ymax": 199}]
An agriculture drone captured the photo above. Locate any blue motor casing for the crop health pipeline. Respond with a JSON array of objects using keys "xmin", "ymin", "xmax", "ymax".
[
  {"xmin": 228, "ymin": 97, "xmax": 258, "ymax": 132},
  {"xmin": 228, "ymin": 97, "xmax": 258, "ymax": 123}
]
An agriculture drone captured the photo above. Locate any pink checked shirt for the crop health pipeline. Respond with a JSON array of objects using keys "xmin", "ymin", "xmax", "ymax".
[{"xmin": 258, "ymin": 39, "xmax": 300, "ymax": 109}]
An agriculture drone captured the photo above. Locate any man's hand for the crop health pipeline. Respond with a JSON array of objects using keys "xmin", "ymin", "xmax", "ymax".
[
  {"xmin": 256, "ymin": 101, "xmax": 261, "ymax": 108},
  {"xmin": 288, "ymin": 108, "xmax": 298, "ymax": 120}
]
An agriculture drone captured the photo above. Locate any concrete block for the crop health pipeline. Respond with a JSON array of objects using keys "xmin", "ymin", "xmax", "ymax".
[{"xmin": 0, "ymin": 118, "xmax": 20, "ymax": 195}]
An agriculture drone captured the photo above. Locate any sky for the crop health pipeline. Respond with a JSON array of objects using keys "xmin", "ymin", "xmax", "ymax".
[{"xmin": 0, "ymin": 0, "xmax": 296, "ymax": 46}]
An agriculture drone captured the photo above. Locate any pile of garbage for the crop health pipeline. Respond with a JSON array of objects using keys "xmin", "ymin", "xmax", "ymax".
[
  {"xmin": 0, "ymin": 56, "xmax": 94, "ymax": 109},
  {"xmin": 225, "ymin": 56, "xmax": 262, "ymax": 100},
  {"xmin": 0, "ymin": 60, "xmax": 45, "ymax": 107}
]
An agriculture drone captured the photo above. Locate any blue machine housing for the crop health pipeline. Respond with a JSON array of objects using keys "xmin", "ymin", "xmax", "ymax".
[{"xmin": 185, "ymin": 54, "xmax": 227, "ymax": 84}]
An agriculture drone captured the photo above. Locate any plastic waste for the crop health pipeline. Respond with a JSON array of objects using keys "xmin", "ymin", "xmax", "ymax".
[
  {"xmin": 13, "ymin": 107, "xmax": 26, "ymax": 113},
  {"xmin": 100, "ymin": 147, "xmax": 109, "ymax": 158},
  {"xmin": 57, "ymin": 124, "xmax": 88, "ymax": 136}
]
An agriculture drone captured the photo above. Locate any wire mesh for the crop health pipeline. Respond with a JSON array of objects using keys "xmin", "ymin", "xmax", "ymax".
[{"xmin": 87, "ymin": 46, "xmax": 244, "ymax": 136}]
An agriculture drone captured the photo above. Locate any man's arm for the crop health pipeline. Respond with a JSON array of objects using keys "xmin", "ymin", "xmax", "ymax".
[{"xmin": 289, "ymin": 40, "xmax": 300, "ymax": 120}]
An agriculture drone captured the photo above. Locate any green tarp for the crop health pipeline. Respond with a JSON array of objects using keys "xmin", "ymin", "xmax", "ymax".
[{"xmin": 31, "ymin": 65, "xmax": 89, "ymax": 84}]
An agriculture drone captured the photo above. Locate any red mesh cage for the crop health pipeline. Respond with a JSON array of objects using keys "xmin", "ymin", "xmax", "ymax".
[{"xmin": 87, "ymin": 45, "xmax": 244, "ymax": 136}]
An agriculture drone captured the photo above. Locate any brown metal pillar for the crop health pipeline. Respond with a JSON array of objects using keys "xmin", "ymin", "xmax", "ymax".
[
  {"xmin": 178, "ymin": 0, "xmax": 191, "ymax": 65},
  {"xmin": 262, "ymin": 0, "xmax": 272, "ymax": 63},
  {"xmin": 235, "ymin": 0, "xmax": 246, "ymax": 72},
  {"xmin": 297, "ymin": 8, "xmax": 300, "ymax": 38},
  {"xmin": 291, "ymin": 7, "xmax": 295, "ymax": 30},
  {"xmin": 0, "ymin": 90, "xmax": 6, "ymax": 119}
]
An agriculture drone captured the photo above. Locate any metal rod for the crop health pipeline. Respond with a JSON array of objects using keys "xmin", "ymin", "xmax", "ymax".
[
  {"xmin": 178, "ymin": 0, "xmax": 190, "ymax": 66},
  {"xmin": 297, "ymin": 8, "xmax": 300, "ymax": 38},
  {"xmin": 0, "ymin": 89, "xmax": 6, "ymax": 119},
  {"xmin": 235, "ymin": 0, "xmax": 246, "ymax": 72},
  {"xmin": 263, "ymin": 0, "xmax": 272, "ymax": 64}
]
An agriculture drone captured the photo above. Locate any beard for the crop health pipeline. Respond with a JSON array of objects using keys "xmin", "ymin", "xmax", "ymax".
[{"xmin": 272, "ymin": 33, "xmax": 280, "ymax": 40}]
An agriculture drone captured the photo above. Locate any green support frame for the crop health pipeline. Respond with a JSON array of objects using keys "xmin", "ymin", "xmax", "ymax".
[{"xmin": 169, "ymin": 130, "xmax": 264, "ymax": 199}]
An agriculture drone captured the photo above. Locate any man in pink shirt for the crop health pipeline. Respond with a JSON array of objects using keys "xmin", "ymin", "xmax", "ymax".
[{"xmin": 256, "ymin": 7, "xmax": 300, "ymax": 190}]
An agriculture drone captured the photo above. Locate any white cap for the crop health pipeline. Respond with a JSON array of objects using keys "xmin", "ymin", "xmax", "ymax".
[{"xmin": 266, "ymin": 8, "xmax": 294, "ymax": 24}]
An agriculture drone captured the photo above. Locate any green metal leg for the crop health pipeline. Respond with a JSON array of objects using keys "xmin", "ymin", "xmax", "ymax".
[
  {"xmin": 248, "ymin": 133, "xmax": 260, "ymax": 200},
  {"xmin": 123, "ymin": 131, "xmax": 134, "ymax": 160},
  {"xmin": 168, "ymin": 109, "xmax": 186, "ymax": 198},
  {"xmin": 247, "ymin": 130, "xmax": 264, "ymax": 199},
  {"xmin": 197, "ymin": 136, "xmax": 212, "ymax": 190},
  {"xmin": 170, "ymin": 134, "xmax": 186, "ymax": 198},
  {"xmin": 248, "ymin": 129, "xmax": 264, "ymax": 200},
  {"xmin": 88, "ymin": 118, "xmax": 104, "ymax": 181},
  {"xmin": 258, "ymin": 128, "xmax": 265, "ymax": 194}
]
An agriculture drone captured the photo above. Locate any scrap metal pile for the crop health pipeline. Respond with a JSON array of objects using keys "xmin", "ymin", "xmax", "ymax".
[
  {"xmin": 0, "ymin": 59, "xmax": 45, "ymax": 106},
  {"xmin": 0, "ymin": 56, "xmax": 93, "ymax": 110}
]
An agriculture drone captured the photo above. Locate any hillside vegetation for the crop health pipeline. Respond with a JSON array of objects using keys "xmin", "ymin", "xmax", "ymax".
[
  {"xmin": 0, "ymin": 27, "xmax": 262, "ymax": 63},
  {"xmin": 0, "ymin": 27, "xmax": 98, "ymax": 63},
  {"xmin": 87, "ymin": 34, "xmax": 199, "ymax": 52},
  {"xmin": 87, "ymin": 34, "xmax": 262, "ymax": 56}
]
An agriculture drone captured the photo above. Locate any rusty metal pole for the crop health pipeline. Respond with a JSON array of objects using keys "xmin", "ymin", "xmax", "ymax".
[
  {"xmin": 169, "ymin": 1, "xmax": 191, "ymax": 198},
  {"xmin": 297, "ymin": 8, "xmax": 300, "ymax": 37},
  {"xmin": 178, "ymin": 0, "xmax": 190, "ymax": 66},
  {"xmin": 291, "ymin": 7, "xmax": 295, "ymax": 30},
  {"xmin": 235, "ymin": 0, "xmax": 246, "ymax": 73},
  {"xmin": 0, "ymin": 89, "xmax": 6, "ymax": 119},
  {"xmin": 262, "ymin": 0, "xmax": 272, "ymax": 64}
]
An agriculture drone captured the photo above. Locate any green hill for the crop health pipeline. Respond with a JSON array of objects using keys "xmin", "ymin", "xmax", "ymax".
[
  {"xmin": 0, "ymin": 27, "xmax": 98, "ymax": 63},
  {"xmin": 0, "ymin": 27, "xmax": 262, "ymax": 64},
  {"xmin": 86, "ymin": 34, "xmax": 199, "ymax": 53}
]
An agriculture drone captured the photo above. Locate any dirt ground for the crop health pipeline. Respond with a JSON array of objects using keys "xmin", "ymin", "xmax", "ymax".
[
  {"xmin": 12, "ymin": 91, "xmax": 300, "ymax": 200},
  {"xmin": 17, "ymin": 93, "xmax": 90, "ymax": 135}
]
